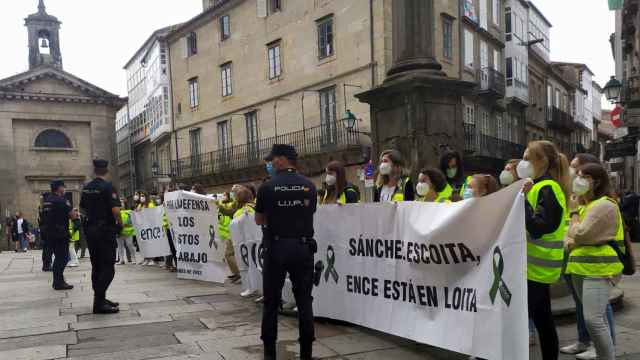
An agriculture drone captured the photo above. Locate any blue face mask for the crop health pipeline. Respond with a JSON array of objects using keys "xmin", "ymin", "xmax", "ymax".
[
  {"xmin": 463, "ymin": 187, "xmax": 474, "ymax": 200},
  {"xmin": 265, "ymin": 162, "xmax": 275, "ymax": 176}
]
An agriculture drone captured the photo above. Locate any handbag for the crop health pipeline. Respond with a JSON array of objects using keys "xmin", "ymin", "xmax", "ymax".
[{"xmin": 609, "ymin": 229, "xmax": 637, "ymax": 276}]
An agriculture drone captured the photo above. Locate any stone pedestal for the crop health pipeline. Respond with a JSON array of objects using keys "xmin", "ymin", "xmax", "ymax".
[{"xmin": 356, "ymin": 0, "xmax": 475, "ymax": 170}]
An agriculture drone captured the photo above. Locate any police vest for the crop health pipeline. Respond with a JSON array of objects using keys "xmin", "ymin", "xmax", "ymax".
[
  {"xmin": 526, "ymin": 179, "xmax": 567, "ymax": 284},
  {"xmin": 320, "ymin": 187, "xmax": 359, "ymax": 205},
  {"xmin": 68, "ymin": 220, "xmax": 80, "ymax": 242},
  {"xmin": 120, "ymin": 210, "xmax": 135, "ymax": 237},
  {"xmin": 377, "ymin": 176, "xmax": 410, "ymax": 202},
  {"xmin": 565, "ymin": 197, "xmax": 624, "ymax": 277}
]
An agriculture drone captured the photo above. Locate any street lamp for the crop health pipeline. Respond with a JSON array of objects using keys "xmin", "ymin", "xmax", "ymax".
[
  {"xmin": 342, "ymin": 110, "xmax": 358, "ymax": 131},
  {"xmin": 603, "ymin": 76, "xmax": 623, "ymax": 103}
]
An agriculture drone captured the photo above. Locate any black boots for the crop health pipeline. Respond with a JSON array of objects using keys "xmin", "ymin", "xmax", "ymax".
[
  {"xmin": 300, "ymin": 342, "xmax": 313, "ymax": 360},
  {"xmin": 93, "ymin": 297, "xmax": 119, "ymax": 314},
  {"xmin": 52, "ymin": 282, "xmax": 73, "ymax": 290}
]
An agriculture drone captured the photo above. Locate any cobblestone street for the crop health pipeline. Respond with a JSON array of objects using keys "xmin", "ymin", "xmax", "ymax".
[{"xmin": 0, "ymin": 250, "xmax": 637, "ymax": 359}]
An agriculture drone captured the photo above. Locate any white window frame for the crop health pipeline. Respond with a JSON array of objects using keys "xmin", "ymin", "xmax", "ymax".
[
  {"xmin": 188, "ymin": 78, "xmax": 199, "ymax": 108},
  {"xmin": 492, "ymin": 0, "xmax": 500, "ymax": 26},
  {"xmin": 267, "ymin": 41, "xmax": 282, "ymax": 79},
  {"xmin": 221, "ymin": 63, "xmax": 232, "ymax": 97}
]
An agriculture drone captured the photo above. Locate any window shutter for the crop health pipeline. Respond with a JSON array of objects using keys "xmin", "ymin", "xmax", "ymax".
[
  {"xmin": 182, "ymin": 36, "xmax": 188, "ymax": 58},
  {"xmin": 257, "ymin": 0, "xmax": 267, "ymax": 18}
]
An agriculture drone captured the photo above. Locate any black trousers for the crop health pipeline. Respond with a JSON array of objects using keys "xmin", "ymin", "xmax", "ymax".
[
  {"xmin": 261, "ymin": 238, "xmax": 315, "ymax": 350},
  {"xmin": 41, "ymin": 236, "xmax": 53, "ymax": 270},
  {"xmin": 86, "ymin": 226, "xmax": 117, "ymax": 301},
  {"xmin": 52, "ymin": 238, "xmax": 69, "ymax": 284},
  {"xmin": 528, "ymin": 280, "xmax": 559, "ymax": 360},
  {"xmin": 165, "ymin": 229, "xmax": 176, "ymax": 266}
]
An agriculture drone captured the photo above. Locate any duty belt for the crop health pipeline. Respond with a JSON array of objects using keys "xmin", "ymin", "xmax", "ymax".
[{"xmin": 272, "ymin": 235, "xmax": 312, "ymax": 242}]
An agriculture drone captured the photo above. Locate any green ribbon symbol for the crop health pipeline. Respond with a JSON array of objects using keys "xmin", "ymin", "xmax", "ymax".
[
  {"xmin": 489, "ymin": 246, "xmax": 512, "ymax": 306},
  {"xmin": 209, "ymin": 225, "xmax": 218, "ymax": 250}
]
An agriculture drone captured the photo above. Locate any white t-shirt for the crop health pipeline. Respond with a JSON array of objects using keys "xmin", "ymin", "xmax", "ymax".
[
  {"xmin": 16, "ymin": 219, "xmax": 24, "ymax": 234},
  {"xmin": 379, "ymin": 185, "xmax": 396, "ymax": 202}
]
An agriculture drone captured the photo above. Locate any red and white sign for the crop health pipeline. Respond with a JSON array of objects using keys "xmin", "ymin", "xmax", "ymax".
[{"xmin": 611, "ymin": 105, "xmax": 623, "ymax": 128}]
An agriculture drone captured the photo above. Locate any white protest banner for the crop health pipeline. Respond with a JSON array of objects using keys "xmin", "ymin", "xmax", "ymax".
[
  {"xmin": 230, "ymin": 210, "xmax": 263, "ymax": 294},
  {"xmin": 232, "ymin": 183, "xmax": 527, "ymax": 359},
  {"xmin": 130, "ymin": 207, "xmax": 171, "ymax": 258},
  {"xmin": 164, "ymin": 191, "xmax": 227, "ymax": 283}
]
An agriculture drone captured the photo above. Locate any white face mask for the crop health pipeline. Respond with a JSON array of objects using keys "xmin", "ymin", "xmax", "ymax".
[
  {"xmin": 499, "ymin": 170, "xmax": 514, "ymax": 186},
  {"xmin": 133, "ymin": 195, "xmax": 139, "ymax": 201},
  {"xmin": 379, "ymin": 162, "xmax": 392, "ymax": 176},
  {"xmin": 573, "ymin": 176, "xmax": 591, "ymax": 196},
  {"xmin": 569, "ymin": 167, "xmax": 577, "ymax": 180},
  {"xmin": 140, "ymin": 197, "xmax": 146, "ymax": 203},
  {"xmin": 516, "ymin": 161, "xmax": 534, "ymax": 179},
  {"xmin": 446, "ymin": 168, "xmax": 457, "ymax": 179},
  {"xmin": 325, "ymin": 174, "xmax": 337, "ymax": 186},
  {"xmin": 416, "ymin": 182, "xmax": 430, "ymax": 197},
  {"xmin": 230, "ymin": 192, "xmax": 236, "ymax": 201}
]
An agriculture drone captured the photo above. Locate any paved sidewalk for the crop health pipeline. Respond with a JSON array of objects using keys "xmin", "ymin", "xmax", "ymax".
[{"xmin": 0, "ymin": 250, "xmax": 638, "ymax": 359}]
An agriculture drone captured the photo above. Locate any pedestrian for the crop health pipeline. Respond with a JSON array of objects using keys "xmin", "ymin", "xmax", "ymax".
[
  {"xmin": 520, "ymin": 140, "xmax": 570, "ymax": 360},
  {"xmin": 217, "ymin": 186, "xmax": 241, "ymax": 283},
  {"xmin": 12, "ymin": 212, "xmax": 29, "ymax": 252},
  {"xmin": 561, "ymin": 153, "xmax": 613, "ymax": 360},
  {"xmin": 80, "ymin": 159, "xmax": 121, "ymax": 314},
  {"xmin": 256, "ymin": 144, "xmax": 317, "ymax": 360},
  {"xmin": 415, "ymin": 168, "xmax": 451, "ymax": 203},
  {"xmin": 117, "ymin": 205, "xmax": 137, "ymax": 265},
  {"xmin": 373, "ymin": 149, "xmax": 414, "ymax": 202},
  {"xmin": 464, "ymin": 174, "xmax": 499, "ymax": 199},
  {"xmin": 564, "ymin": 163, "xmax": 623, "ymax": 360},
  {"xmin": 76, "ymin": 211, "xmax": 89, "ymax": 258},
  {"xmin": 439, "ymin": 150, "xmax": 471, "ymax": 201},
  {"xmin": 67, "ymin": 208, "xmax": 81, "ymax": 267},
  {"xmin": 41, "ymin": 180, "xmax": 76, "ymax": 290},
  {"xmin": 319, "ymin": 161, "xmax": 360, "ymax": 205},
  {"xmin": 499, "ymin": 159, "xmax": 521, "ymax": 187}
]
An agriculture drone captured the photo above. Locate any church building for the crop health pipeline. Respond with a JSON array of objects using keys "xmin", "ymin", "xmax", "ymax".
[{"xmin": 0, "ymin": 0, "xmax": 124, "ymax": 234}]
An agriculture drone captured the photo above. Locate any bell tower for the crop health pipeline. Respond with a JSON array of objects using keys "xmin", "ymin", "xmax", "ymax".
[{"xmin": 25, "ymin": 0, "xmax": 63, "ymax": 70}]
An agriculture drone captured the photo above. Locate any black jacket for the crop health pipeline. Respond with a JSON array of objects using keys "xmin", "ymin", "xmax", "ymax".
[{"xmin": 525, "ymin": 175, "xmax": 564, "ymax": 239}]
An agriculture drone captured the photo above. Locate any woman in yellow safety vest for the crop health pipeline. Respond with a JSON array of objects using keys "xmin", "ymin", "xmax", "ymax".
[
  {"xmin": 520, "ymin": 140, "xmax": 570, "ymax": 360},
  {"xmin": 67, "ymin": 208, "xmax": 81, "ymax": 267},
  {"xmin": 117, "ymin": 206, "xmax": 137, "ymax": 265},
  {"xmin": 463, "ymin": 174, "xmax": 499, "ymax": 200},
  {"xmin": 439, "ymin": 150, "xmax": 470, "ymax": 201},
  {"xmin": 561, "ymin": 152, "xmax": 610, "ymax": 358},
  {"xmin": 320, "ymin": 161, "xmax": 360, "ymax": 205},
  {"xmin": 415, "ymin": 168, "xmax": 451, "ymax": 203},
  {"xmin": 564, "ymin": 163, "xmax": 623, "ymax": 360},
  {"xmin": 373, "ymin": 149, "xmax": 414, "ymax": 202}
]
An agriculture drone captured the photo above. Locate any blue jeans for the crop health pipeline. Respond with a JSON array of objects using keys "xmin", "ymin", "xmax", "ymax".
[
  {"xmin": 17, "ymin": 233, "xmax": 28, "ymax": 250},
  {"xmin": 565, "ymin": 274, "xmax": 615, "ymax": 345}
]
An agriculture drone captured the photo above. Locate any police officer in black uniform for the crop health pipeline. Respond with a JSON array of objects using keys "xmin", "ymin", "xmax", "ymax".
[
  {"xmin": 80, "ymin": 159, "xmax": 121, "ymax": 314},
  {"xmin": 41, "ymin": 180, "xmax": 75, "ymax": 290},
  {"xmin": 255, "ymin": 144, "xmax": 317, "ymax": 360}
]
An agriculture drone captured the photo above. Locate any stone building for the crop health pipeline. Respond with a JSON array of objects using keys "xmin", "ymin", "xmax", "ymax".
[{"xmin": 0, "ymin": 1, "xmax": 123, "ymax": 232}]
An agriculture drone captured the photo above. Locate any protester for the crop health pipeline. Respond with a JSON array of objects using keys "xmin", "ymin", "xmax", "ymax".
[
  {"xmin": 520, "ymin": 140, "xmax": 570, "ymax": 360},
  {"xmin": 561, "ymin": 153, "xmax": 613, "ymax": 360},
  {"xmin": 137, "ymin": 192, "xmax": 158, "ymax": 266},
  {"xmin": 439, "ymin": 150, "xmax": 470, "ymax": 200},
  {"xmin": 564, "ymin": 163, "xmax": 623, "ymax": 360},
  {"xmin": 162, "ymin": 192, "xmax": 177, "ymax": 272},
  {"xmin": 232, "ymin": 186, "xmax": 257, "ymax": 297},
  {"xmin": 465, "ymin": 174, "xmax": 499, "ymax": 199},
  {"xmin": 217, "ymin": 186, "xmax": 242, "ymax": 283},
  {"xmin": 67, "ymin": 208, "xmax": 81, "ymax": 267},
  {"xmin": 373, "ymin": 149, "xmax": 414, "ymax": 202},
  {"xmin": 415, "ymin": 168, "xmax": 450, "ymax": 203},
  {"xmin": 319, "ymin": 161, "xmax": 359, "ymax": 205},
  {"xmin": 117, "ymin": 205, "xmax": 137, "ymax": 265},
  {"xmin": 500, "ymin": 159, "xmax": 521, "ymax": 186}
]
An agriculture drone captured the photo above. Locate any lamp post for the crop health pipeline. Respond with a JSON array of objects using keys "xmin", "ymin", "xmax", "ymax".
[{"xmin": 603, "ymin": 76, "xmax": 623, "ymax": 103}]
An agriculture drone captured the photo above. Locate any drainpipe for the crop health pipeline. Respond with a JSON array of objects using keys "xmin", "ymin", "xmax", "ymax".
[
  {"xmin": 369, "ymin": 0, "xmax": 376, "ymax": 87},
  {"xmin": 167, "ymin": 41, "xmax": 180, "ymax": 177}
]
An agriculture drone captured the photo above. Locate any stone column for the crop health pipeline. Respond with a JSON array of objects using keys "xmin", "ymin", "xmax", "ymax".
[{"xmin": 387, "ymin": 0, "xmax": 445, "ymax": 79}]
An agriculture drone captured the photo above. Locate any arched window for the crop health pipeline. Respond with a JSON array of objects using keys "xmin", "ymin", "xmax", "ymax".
[{"xmin": 34, "ymin": 129, "xmax": 72, "ymax": 148}]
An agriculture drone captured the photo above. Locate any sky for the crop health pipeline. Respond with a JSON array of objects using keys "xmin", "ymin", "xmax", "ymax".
[{"xmin": 0, "ymin": 0, "xmax": 617, "ymax": 105}]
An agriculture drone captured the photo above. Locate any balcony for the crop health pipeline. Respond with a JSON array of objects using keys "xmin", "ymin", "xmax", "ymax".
[
  {"xmin": 546, "ymin": 107, "xmax": 575, "ymax": 133},
  {"xmin": 171, "ymin": 123, "xmax": 362, "ymax": 182},
  {"xmin": 621, "ymin": 75, "xmax": 640, "ymax": 106},
  {"xmin": 476, "ymin": 68, "xmax": 506, "ymax": 98},
  {"xmin": 463, "ymin": 123, "xmax": 525, "ymax": 164}
]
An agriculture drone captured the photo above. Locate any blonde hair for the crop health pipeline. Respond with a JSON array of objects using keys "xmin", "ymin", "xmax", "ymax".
[
  {"xmin": 375, "ymin": 149, "xmax": 409, "ymax": 187},
  {"xmin": 527, "ymin": 140, "xmax": 570, "ymax": 205}
]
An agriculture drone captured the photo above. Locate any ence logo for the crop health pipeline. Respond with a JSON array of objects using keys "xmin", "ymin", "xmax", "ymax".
[{"xmin": 489, "ymin": 246, "xmax": 512, "ymax": 307}]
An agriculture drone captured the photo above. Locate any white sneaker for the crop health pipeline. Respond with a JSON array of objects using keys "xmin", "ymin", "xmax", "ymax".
[
  {"xmin": 67, "ymin": 262, "xmax": 79, "ymax": 267},
  {"xmin": 560, "ymin": 342, "xmax": 590, "ymax": 355},
  {"xmin": 240, "ymin": 289, "xmax": 256, "ymax": 297},
  {"xmin": 254, "ymin": 296, "xmax": 264, "ymax": 303},
  {"xmin": 576, "ymin": 346, "xmax": 597, "ymax": 360}
]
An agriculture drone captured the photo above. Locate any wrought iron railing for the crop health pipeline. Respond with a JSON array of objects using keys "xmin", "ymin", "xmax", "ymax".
[
  {"xmin": 171, "ymin": 122, "xmax": 361, "ymax": 179},
  {"xmin": 546, "ymin": 106, "xmax": 574, "ymax": 131},
  {"xmin": 464, "ymin": 123, "xmax": 525, "ymax": 161},
  {"xmin": 477, "ymin": 67, "xmax": 506, "ymax": 96}
]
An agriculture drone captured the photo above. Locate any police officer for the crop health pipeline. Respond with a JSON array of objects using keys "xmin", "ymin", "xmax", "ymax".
[
  {"xmin": 80, "ymin": 159, "xmax": 122, "ymax": 314},
  {"xmin": 255, "ymin": 144, "xmax": 317, "ymax": 360},
  {"xmin": 41, "ymin": 180, "xmax": 75, "ymax": 290}
]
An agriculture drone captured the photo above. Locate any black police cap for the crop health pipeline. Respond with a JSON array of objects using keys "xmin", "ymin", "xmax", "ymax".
[
  {"xmin": 93, "ymin": 159, "xmax": 109, "ymax": 169},
  {"xmin": 50, "ymin": 179, "xmax": 65, "ymax": 192},
  {"xmin": 264, "ymin": 144, "xmax": 298, "ymax": 161}
]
